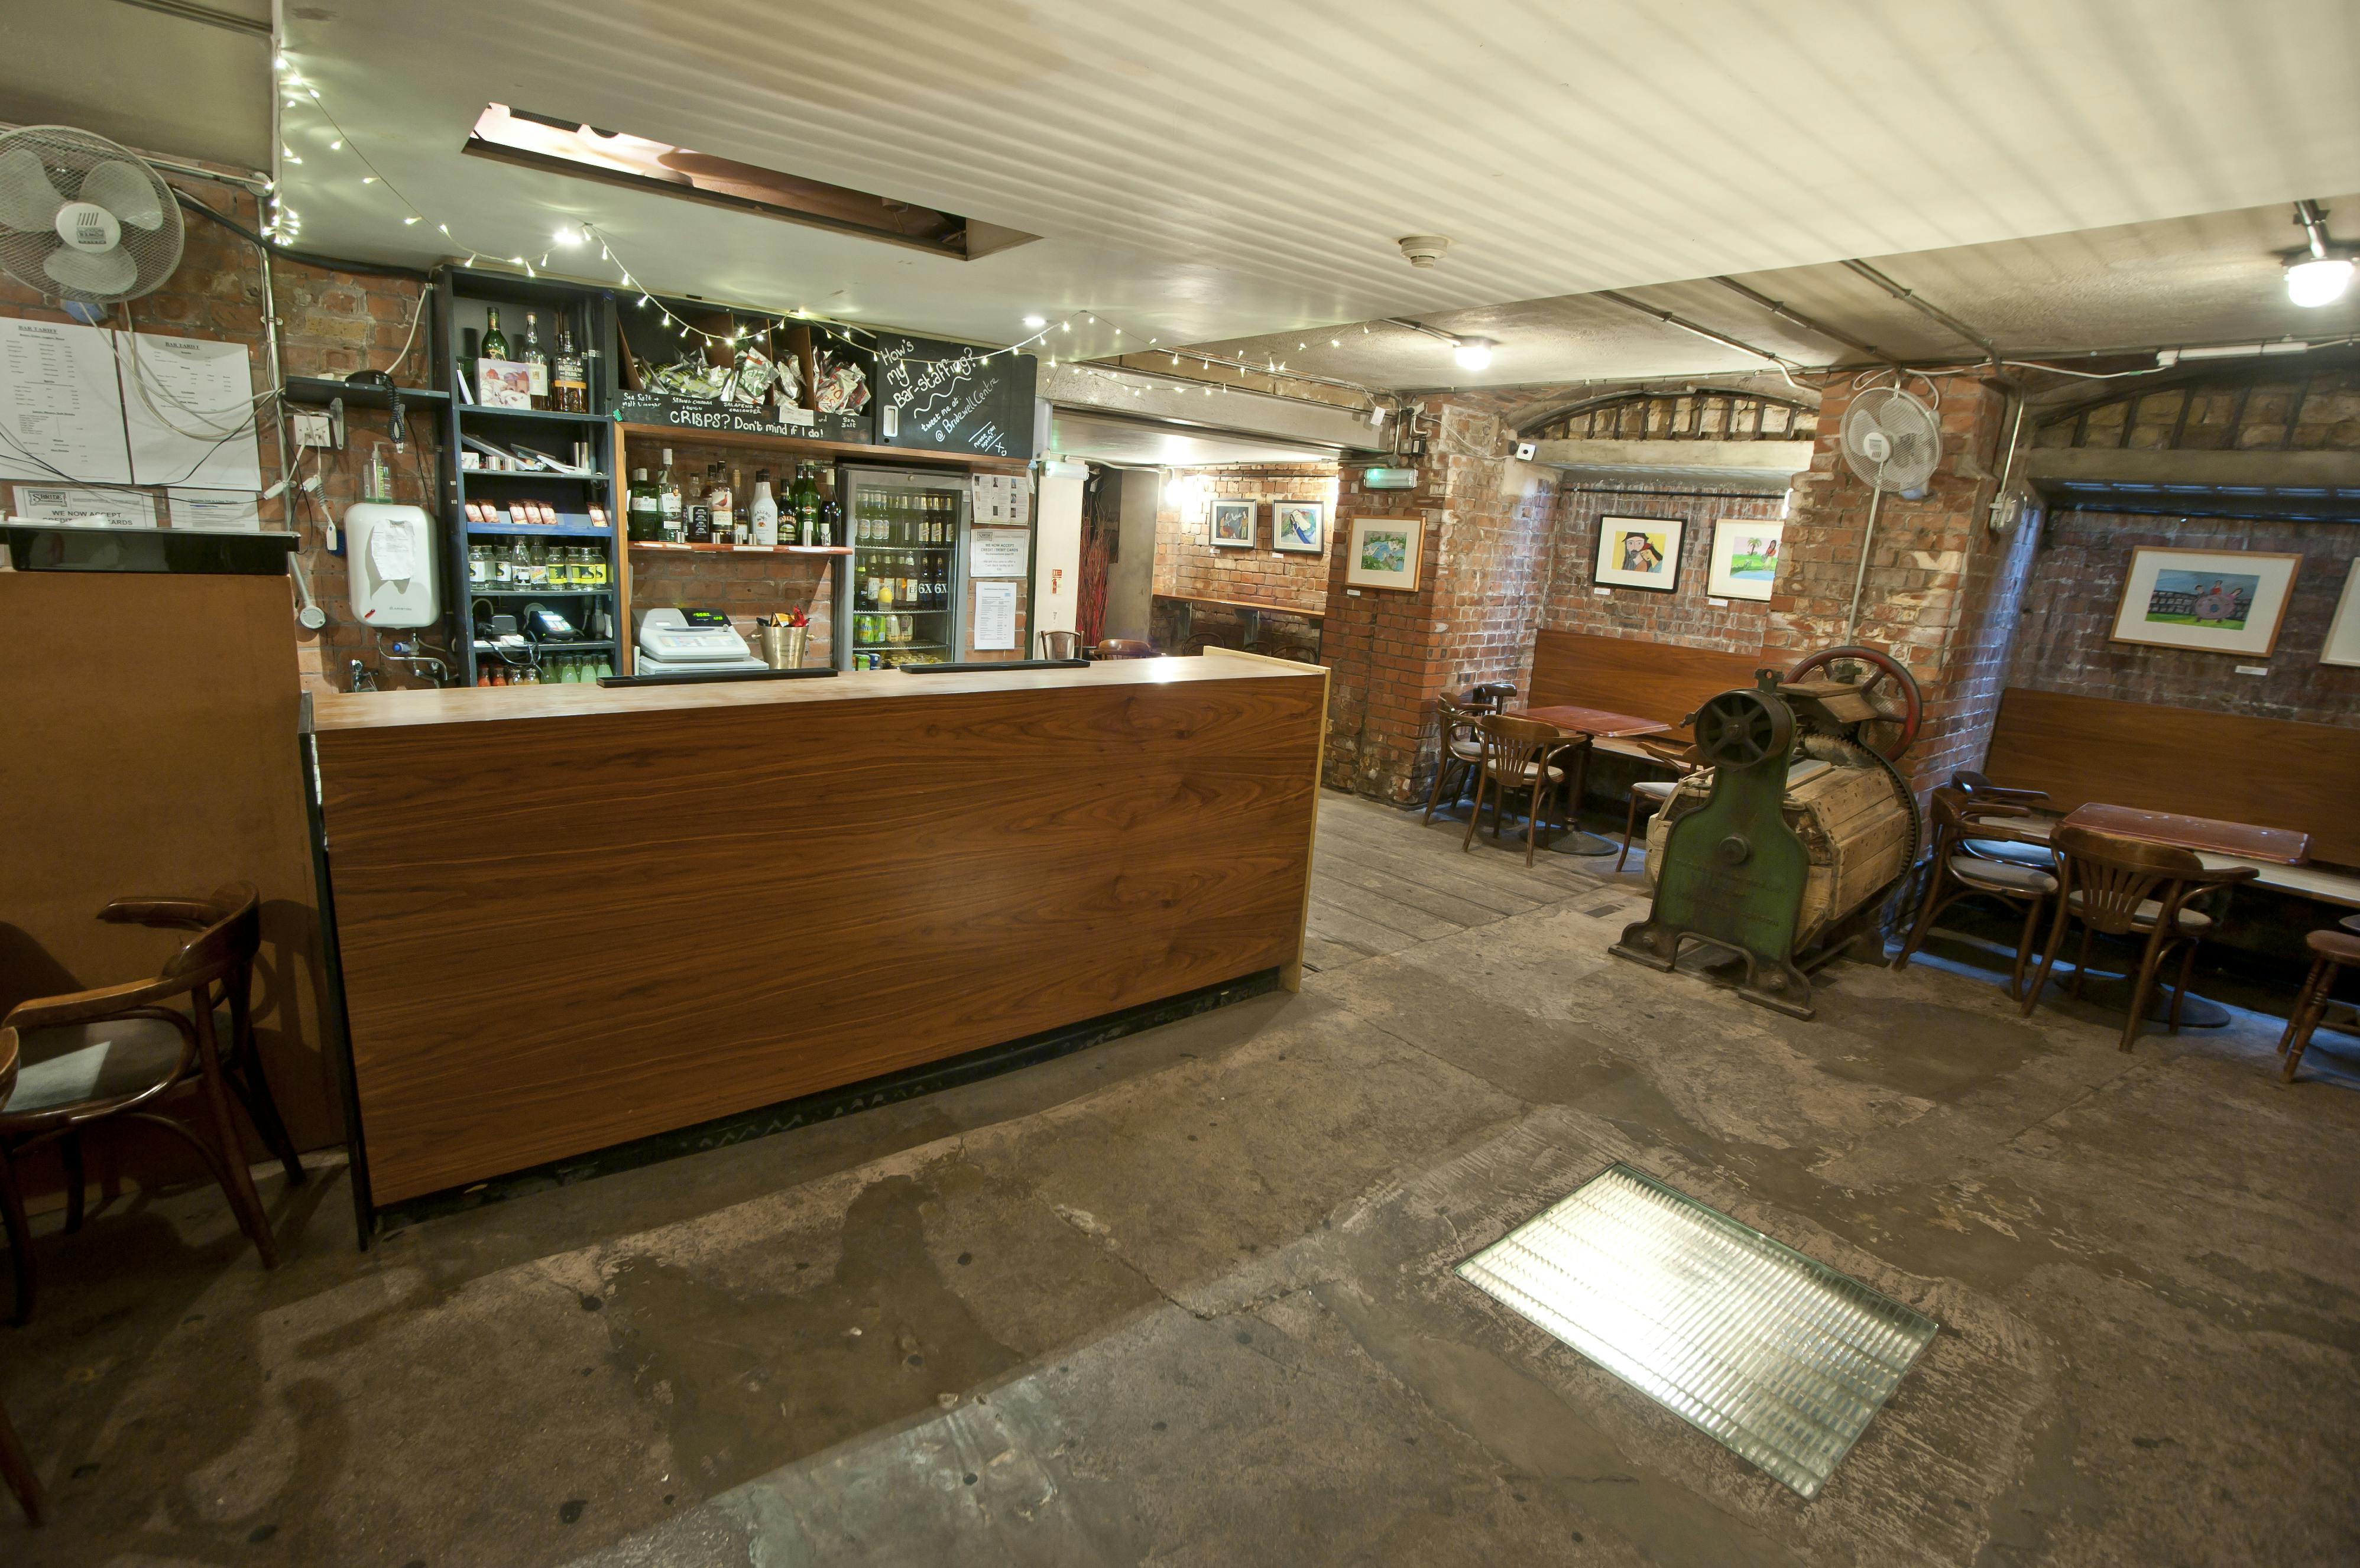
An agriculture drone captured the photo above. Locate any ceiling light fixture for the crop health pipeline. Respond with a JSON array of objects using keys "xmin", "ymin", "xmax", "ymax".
[
  {"xmin": 1023, "ymin": 314, "xmax": 1045, "ymax": 329},
  {"xmin": 1453, "ymin": 336, "xmax": 1494, "ymax": 371},
  {"xmin": 2286, "ymin": 199, "xmax": 2355, "ymax": 307}
]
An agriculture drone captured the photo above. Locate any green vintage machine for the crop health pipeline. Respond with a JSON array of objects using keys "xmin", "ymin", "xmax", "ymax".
[{"xmin": 1610, "ymin": 647, "xmax": 1924, "ymax": 1018}]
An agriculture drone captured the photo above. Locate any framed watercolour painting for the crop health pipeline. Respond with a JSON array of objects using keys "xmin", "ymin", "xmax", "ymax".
[
  {"xmin": 1706, "ymin": 518, "xmax": 1783, "ymax": 601},
  {"xmin": 1209, "ymin": 499, "xmax": 1256, "ymax": 547},
  {"xmin": 1345, "ymin": 516, "xmax": 1423, "ymax": 590},
  {"xmin": 1271, "ymin": 499, "xmax": 1326, "ymax": 553},
  {"xmin": 1594, "ymin": 515, "xmax": 1685, "ymax": 593},
  {"xmin": 2322, "ymin": 561, "xmax": 2360, "ymax": 668},
  {"xmin": 2108, "ymin": 547, "xmax": 2300, "ymax": 657}
]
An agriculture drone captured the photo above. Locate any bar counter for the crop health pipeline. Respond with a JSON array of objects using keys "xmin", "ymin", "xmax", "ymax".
[{"xmin": 309, "ymin": 651, "xmax": 1326, "ymax": 1212}]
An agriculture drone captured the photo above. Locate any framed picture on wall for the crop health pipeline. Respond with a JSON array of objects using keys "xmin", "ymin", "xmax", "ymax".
[
  {"xmin": 1345, "ymin": 516, "xmax": 1423, "ymax": 590},
  {"xmin": 1210, "ymin": 498, "xmax": 1256, "ymax": 547},
  {"xmin": 1706, "ymin": 518, "xmax": 1783, "ymax": 601},
  {"xmin": 1594, "ymin": 515, "xmax": 1684, "ymax": 593},
  {"xmin": 2109, "ymin": 546, "xmax": 2301, "ymax": 657},
  {"xmin": 2322, "ymin": 561, "xmax": 2360, "ymax": 667},
  {"xmin": 1271, "ymin": 499, "xmax": 1325, "ymax": 553}
]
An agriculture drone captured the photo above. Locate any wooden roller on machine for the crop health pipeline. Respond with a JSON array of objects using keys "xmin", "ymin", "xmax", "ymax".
[{"xmin": 1612, "ymin": 645, "xmax": 1924, "ymax": 1018}]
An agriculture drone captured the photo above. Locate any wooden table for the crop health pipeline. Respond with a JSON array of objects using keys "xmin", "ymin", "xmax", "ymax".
[
  {"xmin": 1509, "ymin": 705, "xmax": 1671, "ymax": 855},
  {"xmin": 1516, "ymin": 704, "xmax": 1672, "ymax": 741},
  {"xmin": 2061, "ymin": 803, "xmax": 2311, "ymax": 865}
]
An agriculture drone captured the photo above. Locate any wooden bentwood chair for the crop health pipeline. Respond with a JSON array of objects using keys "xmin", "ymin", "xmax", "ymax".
[
  {"xmin": 0, "ymin": 887, "xmax": 296, "ymax": 1325},
  {"xmin": 1421, "ymin": 697, "xmax": 1488, "ymax": 824},
  {"xmin": 1889, "ymin": 789, "xmax": 2059, "ymax": 1001},
  {"xmin": 2019, "ymin": 828, "xmax": 2256, "ymax": 1052},
  {"xmin": 0, "ymin": 1027, "xmax": 46, "ymax": 1527},
  {"xmin": 1464, "ymin": 714, "xmax": 1591, "ymax": 868},
  {"xmin": 1036, "ymin": 630, "xmax": 1082, "ymax": 660}
]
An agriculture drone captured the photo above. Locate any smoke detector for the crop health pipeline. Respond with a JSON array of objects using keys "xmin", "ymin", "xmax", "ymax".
[{"xmin": 1397, "ymin": 235, "xmax": 1451, "ymax": 269}]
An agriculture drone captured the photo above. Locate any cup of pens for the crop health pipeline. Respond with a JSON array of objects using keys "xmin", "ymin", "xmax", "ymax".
[{"xmin": 758, "ymin": 611, "xmax": 809, "ymax": 670}]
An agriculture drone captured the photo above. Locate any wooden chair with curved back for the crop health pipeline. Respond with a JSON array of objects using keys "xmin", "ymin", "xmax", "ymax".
[
  {"xmin": 0, "ymin": 886, "xmax": 286, "ymax": 1325},
  {"xmin": 1465, "ymin": 713, "xmax": 1587, "ymax": 868},
  {"xmin": 1037, "ymin": 630, "xmax": 1082, "ymax": 660},
  {"xmin": 0, "ymin": 1027, "xmax": 47, "ymax": 1526},
  {"xmin": 1091, "ymin": 638, "xmax": 1159, "ymax": 660},
  {"xmin": 1890, "ymin": 788, "xmax": 2058, "ymax": 1000},
  {"xmin": 2021, "ymin": 827, "xmax": 2257, "ymax": 1051},
  {"xmin": 1421, "ymin": 696, "xmax": 1487, "ymax": 824}
]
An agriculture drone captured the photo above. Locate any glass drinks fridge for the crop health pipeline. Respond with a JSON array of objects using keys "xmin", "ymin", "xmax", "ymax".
[{"xmin": 835, "ymin": 465, "xmax": 1005, "ymax": 669}]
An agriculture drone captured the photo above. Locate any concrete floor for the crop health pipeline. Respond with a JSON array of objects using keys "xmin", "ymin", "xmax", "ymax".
[{"xmin": 4, "ymin": 792, "xmax": 2357, "ymax": 1566}]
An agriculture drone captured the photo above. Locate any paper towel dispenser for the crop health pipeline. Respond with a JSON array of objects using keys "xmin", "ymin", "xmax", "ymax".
[{"xmin": 345, "ymin": 502, "xmax": 438, "ymax": 629}]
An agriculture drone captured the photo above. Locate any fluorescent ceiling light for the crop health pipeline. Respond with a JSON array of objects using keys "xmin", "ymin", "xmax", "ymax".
[
  {"xmin": 2286, "ymin": 257, "xmax": 2353, "ymax": 307},
  {"xmin": 1453, "ymin": 337, "xmax": 1493, "ymax": 371}
]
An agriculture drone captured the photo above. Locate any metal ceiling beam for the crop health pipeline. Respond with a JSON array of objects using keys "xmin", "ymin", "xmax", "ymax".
[
  {"xmin": 1708, "ymin": 277, "xmax": 1902, "ymax": 366},
  {"xmin": 1593, "ymin": 292, "xmax": 1808, "ymax": 373},
  {"xmin": 1838, "ymin": 259, "xmax": 2000, "ymax": 367}
]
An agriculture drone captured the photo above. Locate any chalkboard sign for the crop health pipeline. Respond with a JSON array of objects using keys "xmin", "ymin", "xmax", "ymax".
[
  {"xmin": 610, "ymin": 392, "xmax": 825, "ymax": 441},
  {"xmin": 868, "ymin": 333, "xmax": 1037, "ymax": 458}
]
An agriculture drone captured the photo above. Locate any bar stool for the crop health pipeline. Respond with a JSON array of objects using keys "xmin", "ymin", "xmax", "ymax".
[
  {"xmin": 0, "ymin": 887, "xmax": 284, "ymax": 1324},
  {"xmin": 0, "ymin": 1027, "xmax": 47, "ymax": 1527},
  {"xmin": 2281, "ymin": 929, "xmax": 2360, "ymax": 1083}
]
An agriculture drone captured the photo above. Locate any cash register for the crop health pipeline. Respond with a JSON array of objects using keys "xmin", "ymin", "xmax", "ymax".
[{"xmin": 635, "ymin": 607, "xmax": 767, "ymax": 675}]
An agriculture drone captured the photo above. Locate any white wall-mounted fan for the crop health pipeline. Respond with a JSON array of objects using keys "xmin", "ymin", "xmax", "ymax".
[
  {"xmin": 0, "ymin": 126, "xmax": 184, "ymax": 307},
  {"xmin": 1836, "ymin": 382, "xmax": 1943, "ymax": 641}
]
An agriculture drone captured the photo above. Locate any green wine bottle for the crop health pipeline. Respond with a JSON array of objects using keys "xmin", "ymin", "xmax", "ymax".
[{"xmin": 481, "ymin": 308, "xmax": 510, "ymax": 361}]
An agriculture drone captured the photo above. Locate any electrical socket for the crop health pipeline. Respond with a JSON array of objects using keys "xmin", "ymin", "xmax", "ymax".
[{"xmin": 293, "ymin": 411, "xmax": 335, "ymax": 449}]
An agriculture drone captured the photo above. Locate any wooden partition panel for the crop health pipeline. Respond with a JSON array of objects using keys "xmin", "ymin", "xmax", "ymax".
[
  {"xmin": 1986, "ymin": 687, "xmax": 2360, "ymax": 866},
  {"xmin": 0, "ymin": 572, "xmax": 335, "ymax": 1154},
  {"xmin": 1527, "ymin": 629, "xmax": 1766, "ymax": 733},
  {"xmin": 314, "ymin": 661, "xmax": 1325, "ymax": 1202}
]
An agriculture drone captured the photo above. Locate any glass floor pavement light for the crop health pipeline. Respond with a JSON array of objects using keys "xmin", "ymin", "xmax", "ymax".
[{"xmin": 1456, "ymin": 1162, "xmax": 1937, "ymax": 1499}]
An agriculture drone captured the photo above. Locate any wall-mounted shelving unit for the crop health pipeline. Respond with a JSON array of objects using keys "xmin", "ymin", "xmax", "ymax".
[{"xmin": 431, "ymin": 267, "xmax": 623, "ymax": 685}]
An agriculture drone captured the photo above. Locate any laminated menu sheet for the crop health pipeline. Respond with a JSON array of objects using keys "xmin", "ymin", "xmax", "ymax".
[
  {"xmin": 972, "ymin": 580, "xmax": 1018, "ymax": 651},
  {"xmin": 0, "ymin": 317, "xmax": 262, "ymax": 491},
  {"xmin": 0, "ymin": 317, "xmax": 131, "ymax": 484}
]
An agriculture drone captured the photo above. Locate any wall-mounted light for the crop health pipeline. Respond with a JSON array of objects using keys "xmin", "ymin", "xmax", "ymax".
[
  {"xmin": 2286, "ymin": 199, "xmax": 2354, "ymax": 307},
  {"xmin": 1453, "ymin": 337, "xmax": 1494, "ymax": 371}
]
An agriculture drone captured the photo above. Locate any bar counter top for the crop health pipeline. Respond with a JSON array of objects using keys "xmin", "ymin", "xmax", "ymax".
[{"xmin": 310, "ymin": 652, "xmax": 1317, "ymax": 732}]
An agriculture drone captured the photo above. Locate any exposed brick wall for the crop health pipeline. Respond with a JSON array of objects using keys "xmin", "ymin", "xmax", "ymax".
[
  {"xmin": 2004, "ymin": 512, "xmax": 2360, "ymax": 725},
  {"xmin": 0, "ymin": 156, "xmax": 445, "ymax": 694},
  {"xmin": 1765, "ymin": 372, "xmax": 2013, "ymax": 794},
  {"xmin": 1152, "ymin": 465, "xmax": 1337, "ymax": 615},
  {"xmin": 1542, "ymin": 485, "xmax": 1781, "ymax": 654}
]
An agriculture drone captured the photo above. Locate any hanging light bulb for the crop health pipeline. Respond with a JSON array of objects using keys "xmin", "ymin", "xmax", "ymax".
[{"xmin": 2287, "ymin": 256, "xmax": 2354, "ymax": 307}]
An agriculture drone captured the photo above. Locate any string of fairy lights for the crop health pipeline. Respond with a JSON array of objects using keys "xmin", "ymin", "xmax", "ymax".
[{"xmin": 267, "ymin": 55, "xmax": 1393, "ymax": 420}]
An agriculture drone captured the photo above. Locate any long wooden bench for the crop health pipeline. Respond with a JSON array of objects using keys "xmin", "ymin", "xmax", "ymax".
[
  {"xmin": 1985, "ymin": 687, "xmax": 2360, "ymax": 868},
  {"xmin": 1526, "ymin": 628, "xmax": 1766, "ymax": 738}
]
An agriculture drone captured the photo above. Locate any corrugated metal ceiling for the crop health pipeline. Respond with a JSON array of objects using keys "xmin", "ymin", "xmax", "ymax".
[{"xmin": 268, "ymin": 1, "xmax": 2360, "ymax": 387}]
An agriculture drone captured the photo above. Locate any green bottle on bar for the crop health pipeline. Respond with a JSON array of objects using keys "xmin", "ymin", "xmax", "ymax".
[{"xmin": 481, "ymin": 307, "xmax": 510, "ymax": 361}]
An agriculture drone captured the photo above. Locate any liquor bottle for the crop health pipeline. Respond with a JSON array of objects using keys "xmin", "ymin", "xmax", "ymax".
[
  {"xmin": 788, "ymin": 462, "xmax": 815, "ymax": 547},
  {"xmin": 657, "ymin": 448, "xmax": 683, "ymax": 541},
  {"xmin": 553, "ymin": 318, "xmax": 588, "ymax": 413},
  {"xmin": 481, "ymin": 308, "xmax": 510, "ymax": 362},
  {"xmin": 730, "ymin": 466, "xmax": 750, "ymax": 545},
  {"xmin": 706, "ymin": 466, "xmax": 732, "ymax": 544},
  {"xmin": 627, "ymin": 468, "xmax": 662, "ymax": 542},
  {"xmin": 748, "ymin": 469, "xmax": 779, "ymax": 547},
  {"xmin": 521, "ymin": 311, "xmax": 550, "ymax": 409},
  {"xmin": 821, "ymin": 491, "xmax": 842, "ymax": 549}
]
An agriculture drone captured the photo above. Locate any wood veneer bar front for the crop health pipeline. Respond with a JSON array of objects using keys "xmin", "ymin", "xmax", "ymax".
[{"xmin": 311, "ymin": 654, "xmax": 1325, "ymax": 1203}]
